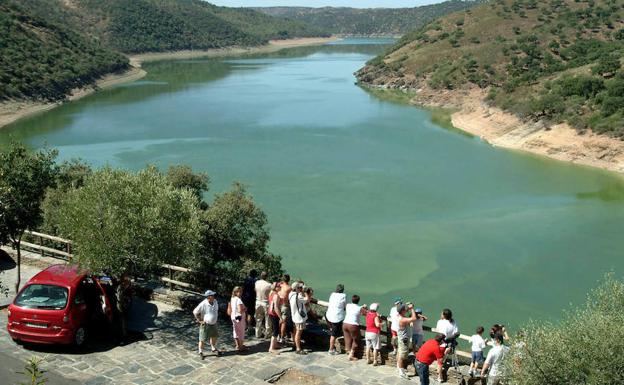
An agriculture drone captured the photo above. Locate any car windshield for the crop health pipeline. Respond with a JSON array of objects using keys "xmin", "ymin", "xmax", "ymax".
[{"xmin": 15, "ymin": 284, "xmax": 68, "ymax": 310}]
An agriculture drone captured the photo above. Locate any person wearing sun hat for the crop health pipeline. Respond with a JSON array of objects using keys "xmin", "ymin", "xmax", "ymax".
[{"xmin": 193, "ymin": 289, "xmax": 220, "ymax": 359}]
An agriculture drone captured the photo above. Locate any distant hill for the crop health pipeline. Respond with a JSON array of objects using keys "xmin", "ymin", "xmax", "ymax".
[
  {"xmin": 0, "ymin": 1, "xmax": 129, "ymax": 101},
  {"xmin": 18, "ymin": 0, "xmax": 327, "ymax": 54},
  {"xmin": 357, "ymin": 0, "xmax": 624, "ymax": 138},
  {"xmin": 255, "ymin": 1, "xmax": 484, "ymax": 36}
]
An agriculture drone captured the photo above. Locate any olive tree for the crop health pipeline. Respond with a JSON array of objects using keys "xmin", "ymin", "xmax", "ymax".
[
  {"xmin": 192, "ymin": 182, "xmax": 282, "ymax": 289},
  {"xmin": 0, "ymin": 142, "xmax": 57, "ymax": 292},
  {"xmin": 166, "ymin": 165, "xmax": 209, "ymax": 201},
  {"xmin": 506, "ymin": 274, "xmax": 624, "ymax": 385},
  {"xmin": 55, "ymin": 166, "xmax": 203, "ymax": 277}
]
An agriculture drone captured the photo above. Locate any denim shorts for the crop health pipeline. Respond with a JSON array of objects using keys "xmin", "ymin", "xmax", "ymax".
[{"xmin": 472, "ymin": 350, "xmax": 484, "ymax": 364}]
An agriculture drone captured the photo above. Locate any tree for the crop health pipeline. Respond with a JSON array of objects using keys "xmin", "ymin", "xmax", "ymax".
[
  {"xmin": 0, "ymin": 142, "xmax": 57, "ymax": 293},
  {"xmin": 196, "ymin": 182, "xmax": 281, "ymax": 288},
  {"xmin": 506, "ymin": 274, "xmax": 624, "ymax": 385},
  {"xmin": 55, "ymin": 166, "xmax": 203, "ymax": 277},
  {"xmin": 165, "ymin": 165, "xmax": 209, "ymax": 202}
]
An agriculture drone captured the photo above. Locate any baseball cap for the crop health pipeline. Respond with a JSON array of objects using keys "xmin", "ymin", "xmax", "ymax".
[
  {"xmin": 415, "ymin": 308, "xmax": 423, "ymax": 314},
  {"xmin": 292, "ymin": 282, "xmax": 303, "ymax": 290},
  {"xmin": 393, "ymin": 297, "xmax": 403, "ymax": 305},
  {"xmin": 370, "ymin": 303, "xmax": 379, "ymax": 312},
  {"xmin": 204, "ymin": 289, "xmax": 216, "ymax": 297}
]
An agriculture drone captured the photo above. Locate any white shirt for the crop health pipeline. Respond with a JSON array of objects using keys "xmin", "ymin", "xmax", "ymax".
[
  {"xmin": 289, "ymin": 292, "xmax": 307, "ymax": 324},
  {"xmin": 485, "ymin": 344, "xmax": 510, "ymax": 377},
  {"xmin": 255, "ymin": 279, "xmax": 271, "ymax": 303},
  {"xmin": 436, "ymin": 318, "xmax": 459, "ymax": 338},
  {"xmin": 344, "ymin": 303, "xmax": 362, "ymax": 325},
  {"xmin": 193, "ymin": 298, "xmax": 219, "ymax": 325},
  {"xmin": 412, "ymin": 318, "xmax": 424, "ymax": 334},
  {"xmin": 390, "ymin": 306, "xmax": 400, "ymax": 332},
  {"xmin": 470, "ymin": 334, "xmax": 487, "ymax": 352},
  {"xmin": 326, "ymin": 292, "xmax": 346, "ymax": 323},
  {"xmin": 230, "ymin": 296, "xmax": 244, "ymax": 320}
]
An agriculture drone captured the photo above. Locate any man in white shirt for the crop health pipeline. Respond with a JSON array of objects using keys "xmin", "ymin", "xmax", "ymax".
[
  {"xmin": 192, "ymin": 290, "xmax": 220, "ymax": 359},
  {"xmin": 388, "ymin": 297, "xmax": 403, "ymax": 356},
  {"xmin": 254, "ymin": 271, "xmax": 272, "ymax": 339},
  {"xmin": 325, "ymin": 284, "xmax": 346, "ymax": 355},
  {"xmin": 482, "ymin": 333, "xmax": 510, "ymax": 385},
  {"xmin": 289, "ymin": 281, "xmax": 309, "ymax": 355}
]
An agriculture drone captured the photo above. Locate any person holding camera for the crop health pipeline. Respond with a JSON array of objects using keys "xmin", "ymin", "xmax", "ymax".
[
  {"xmin": 482, "ymin": 333, "xmax": 510, "ymax": 385},
  {"xmin": 435, "ymin": 308, "xmax": 459, "ymax": 382},
  {"xmin": 415, "ymin": 334, "xmax": 449, "ymax": 385},
  {"xmin": 411, "ymin": 307, "xmax": 428, "ymax": 351},
  {"xmin": 396, "ymin": 302, "xmax": 418, "ymax": 379},
  {"xmin": 229, "ymin": 286, "xmax": 248, "ymax": 352},
  {"xmin": 388, "ymin": 297, "xmax": 403, "ymax": 356},
  {"xmin": 289, "ymin": 281, "xmax": 309, "ymax": 355}
]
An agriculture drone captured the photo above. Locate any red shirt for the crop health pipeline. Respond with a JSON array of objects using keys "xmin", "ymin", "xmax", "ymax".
[
  {"xmin": 416, "ymin": 339, "xmax": 445, "ymax": 365},
  {"xmin": 365, "ymin": 311, "xmax": 381, "ymax": 334}
]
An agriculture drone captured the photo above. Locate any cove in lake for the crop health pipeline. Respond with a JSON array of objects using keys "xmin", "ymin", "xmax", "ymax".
[{"xmin": 4, "ymin": 38, "xmax": 624, "ymax": 331}]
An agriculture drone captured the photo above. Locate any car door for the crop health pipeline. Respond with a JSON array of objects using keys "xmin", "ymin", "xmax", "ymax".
[
  {"xmin": 94, "ymin": 277, "xmax": 114, "ymax": 323},
  {"xmin": 71, "ymin": 282, "xmax": 89, "ymax": 329}
]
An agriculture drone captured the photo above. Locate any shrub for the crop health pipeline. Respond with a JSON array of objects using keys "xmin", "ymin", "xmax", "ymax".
[{"xmin": 506, "ymin": 274, "xmax": 624, "ymax": 385}]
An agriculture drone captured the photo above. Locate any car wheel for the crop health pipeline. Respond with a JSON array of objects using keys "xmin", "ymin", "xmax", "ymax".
[{"xmin": 74, "ymin": 327, "xmax": 87, "ymax": 347}]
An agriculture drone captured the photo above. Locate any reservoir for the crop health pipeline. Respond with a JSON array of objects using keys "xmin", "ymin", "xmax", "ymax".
[{"xmin": 4, "ymin": 38, "xmax": 624, "ymax": 330}]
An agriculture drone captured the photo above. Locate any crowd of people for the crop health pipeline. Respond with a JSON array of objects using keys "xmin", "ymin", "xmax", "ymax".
[{"xmin": 191, "ymin": 271, "xmax": 511, "ymax": 384}]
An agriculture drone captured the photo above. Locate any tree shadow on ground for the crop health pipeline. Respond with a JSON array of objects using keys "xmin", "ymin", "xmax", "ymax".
[{"xmin": 0, "ymin": 250, "xmax": 16, "ymax": 271}]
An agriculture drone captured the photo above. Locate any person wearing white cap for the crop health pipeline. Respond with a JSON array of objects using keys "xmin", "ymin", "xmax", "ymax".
[
  {"xmin": 289, "ymin": 281, "xmax": 309, "ymax": 354},
  {"xmin": 193, "ymin": 289, "xmax": 220, "ymax": 359},
  {"xmin": 365, "ymin": 303, "xmax": 383, "ymax": 366}
]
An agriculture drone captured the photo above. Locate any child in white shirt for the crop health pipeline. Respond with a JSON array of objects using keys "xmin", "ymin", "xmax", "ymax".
[{"xmin": 469, "ymin": 326, "xmax": 487, "ymax": 377}]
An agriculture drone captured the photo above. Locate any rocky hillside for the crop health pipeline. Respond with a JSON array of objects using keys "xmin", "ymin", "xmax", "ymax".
[
  {"xmin": 17, "ymin": 0, "xmax": 327, "ymax": 53},
  {"xmin": 357, "ymin": 0, "xmax": 624, "ymax": 138},
  {"xmin": 0, "ymin": 1, "xmax": 129, "ymax": 101},
  {"xmin": 256, "ymin": 1, "xmax": 483, "ymax": 36}
]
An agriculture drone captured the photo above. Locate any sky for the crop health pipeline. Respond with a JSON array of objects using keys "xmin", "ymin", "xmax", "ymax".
[{"xmin": 209, "ymin": 0, "xmax": 445, "ymax": 8}]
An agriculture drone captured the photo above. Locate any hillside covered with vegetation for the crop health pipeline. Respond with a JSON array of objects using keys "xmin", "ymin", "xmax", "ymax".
[
  {"xmin": 357, "ymin": 0, "xmax": 624, "ymax": 138},
  {"xmin": 256, "ymin": 1, "xmax": 484, "ymax": 36},
  {"xmin": 0, "ymin": 1, "xmax": 128, "ymax": 101},
  {"xmin": 17, "ymin": 0, "xmax": 326, "ymax": 53}
]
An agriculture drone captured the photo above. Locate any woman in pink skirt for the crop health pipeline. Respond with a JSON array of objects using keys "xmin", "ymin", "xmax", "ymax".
[{"xmin": 230, "ymin": 286, "xmax": 248, "ymax": 352}]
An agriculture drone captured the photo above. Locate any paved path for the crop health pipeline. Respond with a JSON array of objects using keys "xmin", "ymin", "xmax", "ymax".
[
  {"xmin": 1, "ymin": 300, "xmax": 417, "ymax": 385},
  {"xmin": 0, "ymin": 246, "xmax": 463, "ymax": 385}
]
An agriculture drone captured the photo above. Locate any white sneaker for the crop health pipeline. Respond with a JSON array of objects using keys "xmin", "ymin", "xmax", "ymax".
[{"xmin": 398, "ymin": 370, "xmax": 410, "ymax": 380}]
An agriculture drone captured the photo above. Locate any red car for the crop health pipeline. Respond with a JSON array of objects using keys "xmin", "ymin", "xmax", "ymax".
[{"xmin": 7, "ymin": 264, "xmax": 113, "ymax": 346}]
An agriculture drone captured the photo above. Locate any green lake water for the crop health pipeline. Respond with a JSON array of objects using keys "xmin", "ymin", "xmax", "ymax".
[{"xmin": 4, "ymin": 38, "xmax": 624, "ymax": 331}]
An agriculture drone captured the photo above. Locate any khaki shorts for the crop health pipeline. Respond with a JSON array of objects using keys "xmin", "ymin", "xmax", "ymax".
[
  {"xmin": 199, "ymin": 323, "xmax": 218, "ymax": 341},
  {"xmin": 398, "ymin": 338, "xmax": 410, "ymax": 359},
  {"xmin": 294, "ymin": 322, "xmax": 306, "ymax": 331}
]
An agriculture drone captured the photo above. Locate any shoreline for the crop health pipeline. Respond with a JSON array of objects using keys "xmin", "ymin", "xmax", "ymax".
[
  {"xmin": 129, "ymin": 37, "xmax": 339, "ymax": 66},
  {"xmin": 0, "ymin": 66, "xmax": 147, "ymax": 130},
  {"xmin": 0, "ymin": 37, "xmax": 338, "ymax": 130},
  {"xmin": 447, "ymin": 89, "xmax": 624, "ymax": 175},
  {"xmin": 360, "ymin": 78, "xmax": 624, "ymax": 176}
]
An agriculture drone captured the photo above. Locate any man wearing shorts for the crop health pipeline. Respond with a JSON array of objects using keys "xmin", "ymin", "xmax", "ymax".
[
  {"xmin": 192, "ymin": 290, "xmax": 220, "ymax": 359},
  {"xmin": 397, "ymin": 303, "xmax": 417, "ymax": 379},
  {"xmin": 289, "ymin": 281, "xmax": 309, "ymax": 355},
  {"xmin": 326, "ymin": 284, "xmax": 346, "ymax": 355},
  {"xmin": 278, "ymin": 274, "xmax": 292, "ymax": 342}
]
